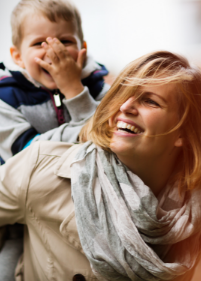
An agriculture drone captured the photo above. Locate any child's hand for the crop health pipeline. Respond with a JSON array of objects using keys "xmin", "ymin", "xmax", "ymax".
[{"xmin": 35, "ymin": 37, "xmax": 86, "ymax": 99}]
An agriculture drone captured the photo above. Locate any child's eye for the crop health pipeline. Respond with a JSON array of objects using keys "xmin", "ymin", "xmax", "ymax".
[
  {"xmin": 60, "ymin": 40, "xmax": 73, "ymax": 45},
  {"xmin": 33, "ymin": 42, "xmax": 43, "ymax": 46}
]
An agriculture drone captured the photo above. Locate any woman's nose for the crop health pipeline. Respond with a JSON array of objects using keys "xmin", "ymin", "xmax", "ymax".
[{"xmin": 120, "ymin": 97, "xmax": 138, "ymax": 115}]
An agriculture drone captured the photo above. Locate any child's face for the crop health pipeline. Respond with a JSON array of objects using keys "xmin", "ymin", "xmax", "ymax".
[{"xmin": 11, "ymin": 13, "xmax": 83, "ymax": 89}]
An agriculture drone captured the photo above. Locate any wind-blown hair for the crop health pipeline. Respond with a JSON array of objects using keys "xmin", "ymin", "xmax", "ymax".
[
  {"xmin": 11, "ymin": 0, "xmax": 84, "ymax": 48},
  {"xmin": 80, "ymin": 51, "xmax": 201, "ymax": 192}
]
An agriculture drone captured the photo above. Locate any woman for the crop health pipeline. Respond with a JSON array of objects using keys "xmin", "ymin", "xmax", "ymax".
[{"xmin": 0, "ymin": 51, "xmax": 201, "ymax": 281}]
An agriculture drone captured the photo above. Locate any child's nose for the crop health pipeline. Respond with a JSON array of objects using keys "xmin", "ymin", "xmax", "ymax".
[
  {"xmin": 120, "ymin": 97, "xmax": 138, "ymax": 115},
  {"xmin": 43, "ymin": 53, "xmax": 52, "ymax": 64}
]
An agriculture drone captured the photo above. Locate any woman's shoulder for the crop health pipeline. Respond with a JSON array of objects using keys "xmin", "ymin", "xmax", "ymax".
[
  {"xmin": 29, "ymin": 141, "xmax": 83, "ymax": 179},
  {"xmin": 31, "ymin": 140, "xmax": 75, "ymax": 157}
]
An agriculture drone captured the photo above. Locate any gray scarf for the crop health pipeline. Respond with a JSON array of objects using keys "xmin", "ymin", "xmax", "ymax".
[{"xmin": 71, "ymin": 142, "xmax": 201, "ymax": 281}]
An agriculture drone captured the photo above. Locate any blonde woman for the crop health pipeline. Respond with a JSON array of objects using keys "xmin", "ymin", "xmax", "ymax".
[{"xmin": 0, "ymin": 51, "xmax": 201, "ymax": 281}]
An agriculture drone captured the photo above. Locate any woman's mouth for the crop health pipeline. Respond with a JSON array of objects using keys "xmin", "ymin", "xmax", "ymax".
[{"xmin": 116, "ymin": 121, "xmax": 144, "ymax": 134}]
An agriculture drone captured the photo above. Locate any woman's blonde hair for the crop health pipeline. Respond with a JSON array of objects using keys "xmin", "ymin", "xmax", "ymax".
[
  {"xmin": 11, "ymin": 0, "xmax": 83, "ymax": 48},
  {"xmin": 80, "ymin": 50, "xmax": 201, "ymax": 192}
]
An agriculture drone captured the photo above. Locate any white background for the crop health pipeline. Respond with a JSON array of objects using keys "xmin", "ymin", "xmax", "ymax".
[{"xmin": 1, "ymin": 0, "xmax": 201, "ymax": 75}]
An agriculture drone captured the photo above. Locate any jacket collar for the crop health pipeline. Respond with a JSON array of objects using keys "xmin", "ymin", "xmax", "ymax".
[{"xmin": 54, "ymin": 144, "xmax": 83, "ymax": 179}]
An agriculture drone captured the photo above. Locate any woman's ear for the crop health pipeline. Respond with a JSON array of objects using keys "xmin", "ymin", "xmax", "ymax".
[
  {"xmin": 174, "ymin": 136, "xmax": 183, "ymax": 147},
  {"xmin": 10, "ymin": 46, "xmax": 25, "ymax": 68}
]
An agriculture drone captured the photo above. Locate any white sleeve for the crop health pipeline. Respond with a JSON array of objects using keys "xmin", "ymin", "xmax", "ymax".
[
  {"xmin": 0, "ymin": 99, "xmax": 32, "ymax": 161},
  {"xmin": 32, "ymin": 86, "xmax": 100, "ymax": 143}
]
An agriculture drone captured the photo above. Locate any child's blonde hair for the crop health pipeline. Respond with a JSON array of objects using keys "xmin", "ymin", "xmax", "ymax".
[
  {"xmin": 80, "ymin": 50, "xmax": 201, "ymax": 192},
  {"xmin": 11, "ymin": 0, "xmax": 84, "ymax": 48}
]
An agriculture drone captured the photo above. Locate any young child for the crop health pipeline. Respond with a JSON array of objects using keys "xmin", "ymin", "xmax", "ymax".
[
  {"xmin": 0, "ymin": 0, "xmax": 109, "ymax": 165},
  {"xmin": 0, "ymin": 0, "xmax": 109, "ymax": 279}
]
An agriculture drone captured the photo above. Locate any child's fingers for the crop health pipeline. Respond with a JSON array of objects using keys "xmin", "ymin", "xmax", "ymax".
[
  {"xmin": 41, "ymin": 40, "xmax": 59, "ymax": 64},
  {"xmin": 45, "ymin": 46, "xmax": 59, "ymax": 64},
  {"xmin": 34, "ymin": 57, "xmax": 52, "ymax": 73},
  {"xmin": 77, "ymin": 48, "xmax": 87, "ymax": 69},
  {"xmin": 41, "ymin": 42, "xmax": 49, "ymax": 51},
  {"xmin": 46, "ymin": 37, "xmax": 69, "ymax": 60}
]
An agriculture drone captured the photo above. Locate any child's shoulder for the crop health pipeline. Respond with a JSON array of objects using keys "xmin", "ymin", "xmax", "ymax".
[
  {"xmin": 0, "ymin": 72, "xmax": 21, "ymax": 108},
  {"xmin": 0, "ymin": 63, "xmax": 51, "ymax": 108}
]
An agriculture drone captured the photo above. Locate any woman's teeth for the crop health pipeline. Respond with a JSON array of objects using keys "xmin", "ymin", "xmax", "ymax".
[{"xmin": 117, "ymin": 121, "xmax": 143, "ymax": 134}]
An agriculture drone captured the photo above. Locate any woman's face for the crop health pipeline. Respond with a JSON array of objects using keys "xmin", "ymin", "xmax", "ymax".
[{"xmin": 109, "ymin": 83, "xmax": 183, "ymax": 162}]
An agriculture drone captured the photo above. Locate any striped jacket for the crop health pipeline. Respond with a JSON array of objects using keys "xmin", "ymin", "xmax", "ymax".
[{"xmin": 0, "ymin": 57, "xmax": 109, "ymax": 163}]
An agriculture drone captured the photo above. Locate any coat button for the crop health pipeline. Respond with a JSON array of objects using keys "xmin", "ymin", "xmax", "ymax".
[{"xmin": 72, "ymin": 274, "xmax": 86, "ymax": 281}]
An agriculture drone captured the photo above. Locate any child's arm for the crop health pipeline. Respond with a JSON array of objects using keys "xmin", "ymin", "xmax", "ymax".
[
  {"xmin": 0, "ymin": 99, "xmax": 37, "ymax": 161},
  {"xmin": 30, "ymin": 86, "xmax": 99, "ymax": 143},
  {"xmin": 0, "ymin": 91, "xmax": 98, "ymax": 161},
  {"xmin": 34, "ymin": 37, "xmax": 87, "ymax": 99},
  {"xmin": 0, "ymin": 49, "xmax": 109, "ymax": 160},
  {"xmin": 23, "ymin": 85, "xmax": 100, "ymax": 145}
]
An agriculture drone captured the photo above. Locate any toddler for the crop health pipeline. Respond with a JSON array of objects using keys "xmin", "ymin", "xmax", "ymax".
[
  {"xmin": 0, "ymin": 0, "xmax": 109, "ymax": 164},
  {"xmin": 0, "ymin": 0, "xmax": 109, "ymax": 279}
]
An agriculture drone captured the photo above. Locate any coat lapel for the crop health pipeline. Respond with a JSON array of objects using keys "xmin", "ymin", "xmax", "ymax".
[{"xmin": 54, "ymin": 144, "xmax": 83, "ymax": 179}]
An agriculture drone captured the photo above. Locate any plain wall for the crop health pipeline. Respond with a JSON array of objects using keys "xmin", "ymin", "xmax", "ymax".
[{"xmin": 1, "ymin": 0, "xmax": 201, "ymax": 75}]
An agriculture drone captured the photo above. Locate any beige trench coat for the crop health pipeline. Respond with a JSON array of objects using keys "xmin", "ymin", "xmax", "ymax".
[{"xmin": 0, "ymin": 141, "xmax": 97, "ymax": 281}]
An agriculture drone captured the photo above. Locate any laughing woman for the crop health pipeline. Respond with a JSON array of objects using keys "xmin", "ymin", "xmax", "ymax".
[{"xmin": 0, "ymin": 51, "xmax": 201, "ymax": 281}]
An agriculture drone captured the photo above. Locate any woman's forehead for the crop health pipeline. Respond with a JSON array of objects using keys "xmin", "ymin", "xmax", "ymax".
[{"xmin": 125, "ymin": 82, "xmax": 178, "ymax": 98}]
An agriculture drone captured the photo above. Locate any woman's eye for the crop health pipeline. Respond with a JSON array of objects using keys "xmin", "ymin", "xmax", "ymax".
[{"xmin": 144, "ymin": 98, "xmax": 160, "ymax": 107}]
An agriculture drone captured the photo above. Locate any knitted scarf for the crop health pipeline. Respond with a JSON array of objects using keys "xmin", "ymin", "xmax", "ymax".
[{"xmin": 71, "ymin": 142, "xmax": 201, "ymax": 281}]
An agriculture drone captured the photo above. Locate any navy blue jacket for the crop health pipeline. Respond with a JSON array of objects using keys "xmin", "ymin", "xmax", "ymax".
[{"xmin": 0, "ymin": 60, "xmax": 109, "ymax": 164}]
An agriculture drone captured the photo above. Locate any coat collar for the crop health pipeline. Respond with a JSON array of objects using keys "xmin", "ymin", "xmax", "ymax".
[{"xmin": 54, "ymin": 144, "xmax": 83, "ymax": 179}]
